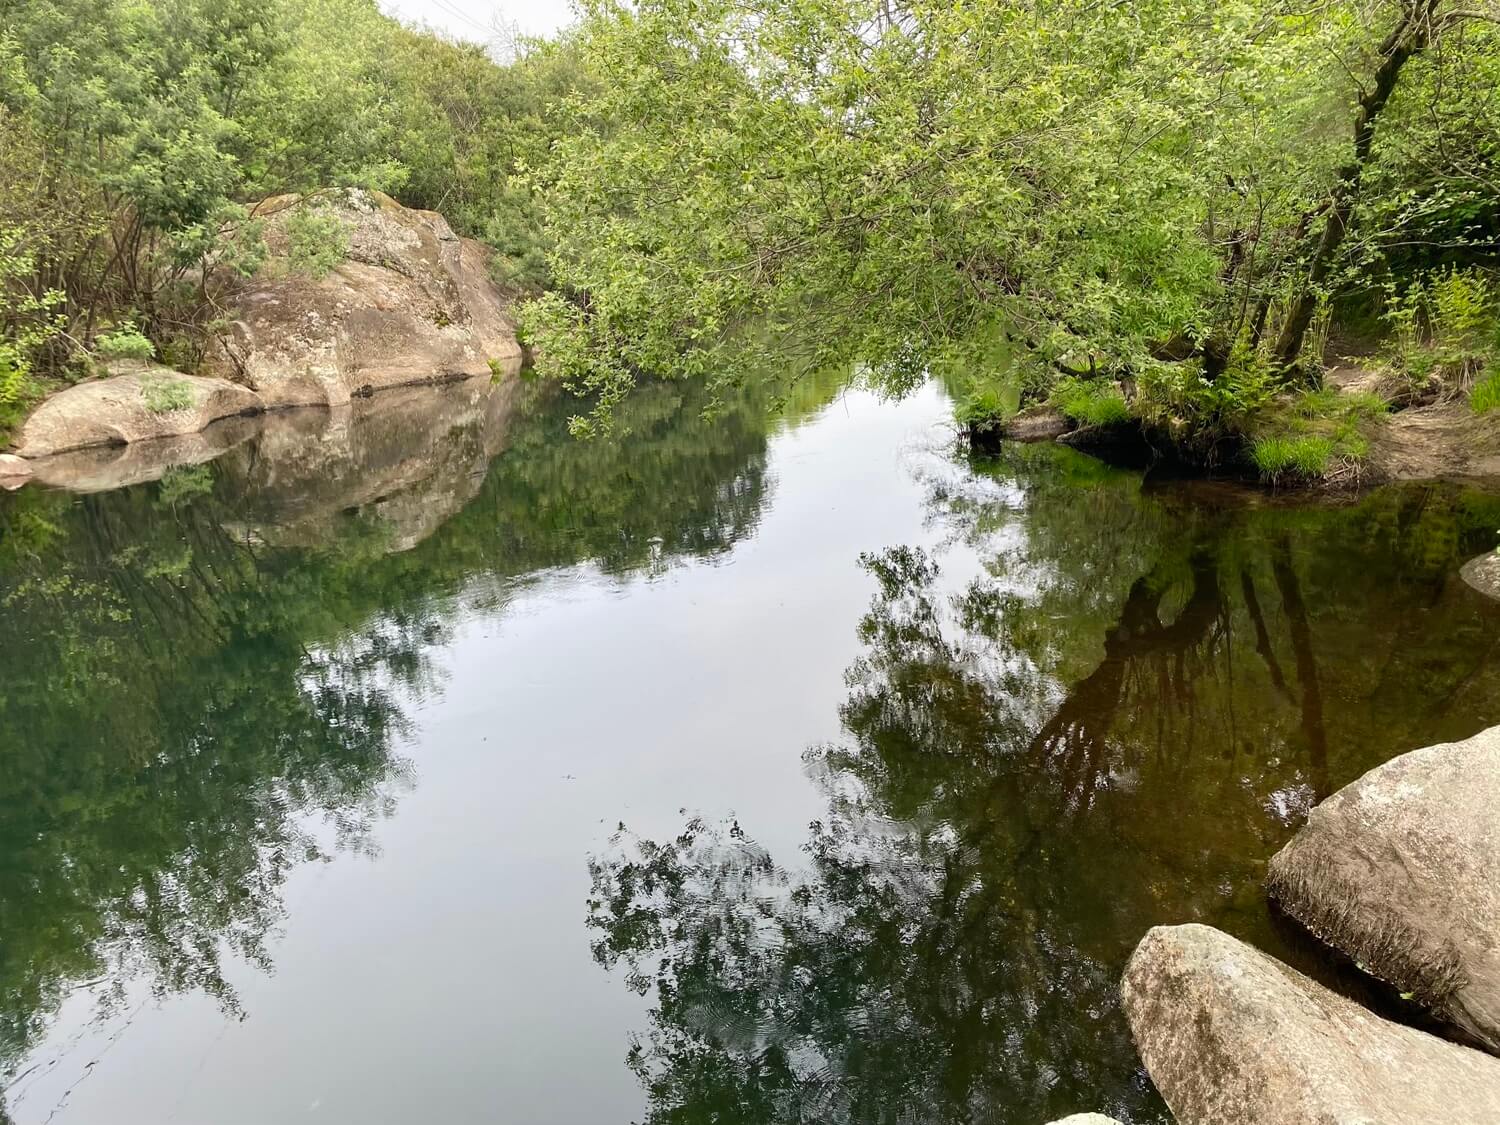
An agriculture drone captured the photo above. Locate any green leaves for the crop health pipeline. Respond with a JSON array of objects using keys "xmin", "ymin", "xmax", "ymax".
[{"xmin": 525, "ymin": 0, "xmax": 1500, "ymax": 441}]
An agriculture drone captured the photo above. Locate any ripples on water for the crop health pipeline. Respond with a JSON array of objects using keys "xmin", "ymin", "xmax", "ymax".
[{"xmin": 2, "ymin": 375, "xmax": 1499, "ymax": 1123}]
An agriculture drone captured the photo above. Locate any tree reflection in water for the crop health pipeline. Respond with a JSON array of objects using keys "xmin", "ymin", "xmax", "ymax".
[
  {"xmin": 589, "ymin": 444, "xmax": 1500, "ymax": 1125},
  {"xmin": 0, "ymin": 374, "xmax": 803, "ymax": 1118}
]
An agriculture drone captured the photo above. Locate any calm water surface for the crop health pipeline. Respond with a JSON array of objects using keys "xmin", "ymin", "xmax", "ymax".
[{"xmin": 2, "ymin": 375, "xmax": 1499, "ymax": 1124}]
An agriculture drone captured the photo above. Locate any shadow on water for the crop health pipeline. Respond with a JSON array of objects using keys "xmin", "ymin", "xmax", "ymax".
[
  {"xmin": 0, "ymin": 372, "xmax": 813, "ymax": 1118},
  {"xmin": 587, "ymin": 442, "xmax": 1500, "ymax": 1125}
]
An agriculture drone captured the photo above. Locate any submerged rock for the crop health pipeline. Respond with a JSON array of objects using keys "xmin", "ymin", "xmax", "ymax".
[
  {"xmin": 1462, "ymin": 553, "xmax": 1500, "ymax": 602},
  {"xmin": 210, "ymin": 190, "xmax": 522, "ymax": 408},
  {"xmin": 10, "ymin": 365, "xmax": 263, "ymax": 458},
  {"xmin": 1266, "ymin": 725, "xmax": 1500, "ymax": 1052},
  {"xmin": 1122, "ymin": 923, "xmax": 1500, "ymax": 1124}
]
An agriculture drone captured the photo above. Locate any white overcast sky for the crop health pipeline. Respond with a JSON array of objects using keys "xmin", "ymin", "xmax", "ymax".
[{"xmin": 381, "ymin": 0, "xmax": 575, "ymax": 42}]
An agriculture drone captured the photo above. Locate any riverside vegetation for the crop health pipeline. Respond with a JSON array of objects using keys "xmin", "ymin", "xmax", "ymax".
[
  {"xmin": 3, "ymin": 0, "xmax": 1499, "ymax": 484},
  {"xmin": 522, "ymin": 0, "xmax": 1500, "ymax": 483},
  {"xmin": 0, "ymin": 0, "xmax": 587, "ymax": 441}
]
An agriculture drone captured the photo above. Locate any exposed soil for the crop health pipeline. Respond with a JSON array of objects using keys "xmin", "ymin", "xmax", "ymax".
[{"xmin": 1365, "ymin": 399, "xmax": 1500, "ymax": 484}]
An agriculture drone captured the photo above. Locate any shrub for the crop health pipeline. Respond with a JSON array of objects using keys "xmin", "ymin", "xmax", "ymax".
[
  {"xmin": 286, "ymin": 205, "xmax": 350, "ymax": 279},
  {"xmin": 94, "ymin": 325, "xmax": 155, "ymax": 362},
  {"xmin": 141, "ymin": 374, "xmax": 194, "ymax": 414},
  {"xmin": 0, "ymin": 345, "xmax": 39, "ymax": 442},
  {"xmin": 0, "ymin": 227, "xmax": 65, "ymax": 442},
  {"xmin": 954, "ymin": 386, "xmax": 1011, "ymax": 431},
  {"xmin": 1384, "ymin": 269, "xmax": 1500, "ymax": 393}
]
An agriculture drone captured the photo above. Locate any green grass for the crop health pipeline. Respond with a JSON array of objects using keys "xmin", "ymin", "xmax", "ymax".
[
  {"xmin": 1472, "ymin": 372, "xmax": 1500, "ymax": 414},
  {"xmin": 1247, "ymin": 384, "xmax": 1386, "ymax": 482},
  {"xmin": 141, "ymin": 375, "xmax": 194, "ymax": 414},
  {"xmin": 1054, "ymin": 379, "xmax": 1131, "ymax": 426},
  {"xmin": 1250, "ymin": 435, "xmax": 1336, "ymax": 478}
]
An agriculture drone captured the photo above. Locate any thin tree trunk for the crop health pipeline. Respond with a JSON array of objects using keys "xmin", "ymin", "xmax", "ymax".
[{"xmin": 1271, "ymin": 1, "xmax": 1438, "ymax": 375}]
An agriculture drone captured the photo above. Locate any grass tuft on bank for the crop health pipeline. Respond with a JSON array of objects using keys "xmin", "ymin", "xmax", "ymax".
[{"xmin": 1248, "ymin": 387, "xmax": 1386, "ymax": 484}]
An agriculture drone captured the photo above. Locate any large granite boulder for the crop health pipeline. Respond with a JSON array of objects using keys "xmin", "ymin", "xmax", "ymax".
[
  {"xmin": 10, "ymin": 365, "xmax": 263, "ymax": 457},
  {"xmin": 1122, "ymin": 924, "xmax": 1500, "ymax": 1124},
  {"xmin": 210, "ymin": 190, "xmax": 522, "ymax": 408},
  {"xmin": 1266, "ymin": 725, "xmax": 1500, "ymax": 1052}
]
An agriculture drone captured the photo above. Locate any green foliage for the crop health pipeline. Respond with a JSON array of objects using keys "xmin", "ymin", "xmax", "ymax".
[
  {"xmin": 141, "ymin": 373, "xmax": 195, "ymax": 413},
  {"xmin": 953, "ymin": 387, "xmax": 1012, "ymax": 434},
  {"xmin": 520, "ymin": 0, "xmax": 1404, "ymax": 434},
  {"xmin": 0, "ymin": 225, "xmax": 65, "ymax": 441},
  {"xmin": 94, "ymin": 324, "xmax": 155, "ymax": 362},
  {"xmin": 285, "ymin": 204, "xmax": 350, "ymax": 278},
  {"xmin": 1053, "ymin": 379, "xmax": 1130, "ymax": 427},
  {"xmin": 513, "ymin": 0, "xmax": 1500, "ymax": 452},
  {"xmin": 1384, "ymin": 269, "xmax": 1500, "ymax": 393}
]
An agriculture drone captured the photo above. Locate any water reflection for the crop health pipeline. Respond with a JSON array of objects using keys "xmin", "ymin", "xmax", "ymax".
[
  {"xmin": 0, "ymin": 373, "xmax": 808, "ymax": 1114},
  {"xmin": 589, "ymin": 444, "xmax": 1500, "ymax": 1124}
]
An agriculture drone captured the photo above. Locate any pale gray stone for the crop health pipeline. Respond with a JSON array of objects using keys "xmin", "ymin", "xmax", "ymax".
[
  {"xmin": 12, "ymin": 366, "xmax": 263, "ymax": 458},
  {"xmin": 1267, "ymin": 725, "xmax": 1500, "ymax": 1052},
  {"xmin": 1122, "ymin": 924, "xmax": 1500, "ymax": 1125},
  {"xmin": 210, "ymin": 189, "xmax": 522, "ymax": 408}
]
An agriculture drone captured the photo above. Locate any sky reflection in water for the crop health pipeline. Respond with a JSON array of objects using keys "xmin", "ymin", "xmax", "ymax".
[{"xmin": 2, "ymin": 376, "xmax": 1499, "ymax": 1123}]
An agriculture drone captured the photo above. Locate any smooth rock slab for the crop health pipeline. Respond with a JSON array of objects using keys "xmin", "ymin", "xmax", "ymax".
[
  {"xmin": 11, "ymin": 366, "xmax": 263, "ymax": 457},
  {"xmin": 1122, "ymin": 924, "xmax": 1500, "ymax": 1124},
  {"xmin": 1462, "ymin": 553, "xmax": 1500, "ymax": 602},
  {"xmin": 25, "ymin": 416, "xmax": 261, "ymax": 493},
  {"xmin": 1267, "ymin": 725, "xmax": 1500, "ymax": 1052}
]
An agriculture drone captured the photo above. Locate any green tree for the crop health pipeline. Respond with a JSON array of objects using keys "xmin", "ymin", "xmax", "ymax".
[{"xmin": 525, "ymin": 0, "xmax": 1500, "ymax": 442}]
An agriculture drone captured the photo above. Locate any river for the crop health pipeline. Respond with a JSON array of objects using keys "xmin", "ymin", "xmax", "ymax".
[{"xmin": 2, "ymin": 374, "xmax": 1499, "ymax": 1124}]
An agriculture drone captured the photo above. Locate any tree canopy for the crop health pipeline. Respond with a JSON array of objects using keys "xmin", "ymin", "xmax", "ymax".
[{"xmin": 524, "ymin": 0, "xmax": 1500, "ymax": 441}]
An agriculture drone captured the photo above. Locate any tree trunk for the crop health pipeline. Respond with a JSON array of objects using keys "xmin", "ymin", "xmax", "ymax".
[{"xmin": 1271, "ymin": 1, "xmax": 1438, "ymax": 375}]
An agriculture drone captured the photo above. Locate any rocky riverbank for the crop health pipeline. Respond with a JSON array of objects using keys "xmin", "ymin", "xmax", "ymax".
[
  {"xmin": 3, "ymin": 190, "xmax": 523, "ymax": 471},
  {"xmin": 1101, "ymin": 724, "xmax": 1500, "ymax": 1124},
  {"xmin": 988, "ymin": 367, "xmax": 1500, "ymax": 493}
]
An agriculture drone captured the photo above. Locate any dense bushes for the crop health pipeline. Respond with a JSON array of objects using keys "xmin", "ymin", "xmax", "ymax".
[{"xmin": 0, "ymin": 0, "xmax": 584, "ymax": 440}]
